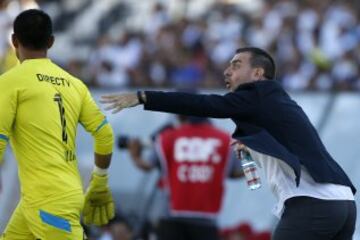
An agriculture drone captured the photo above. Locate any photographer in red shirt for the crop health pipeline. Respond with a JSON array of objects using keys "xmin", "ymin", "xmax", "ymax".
[{"xmin": 129, "ymin": 115, "xmax": 243, "ymax": 240}]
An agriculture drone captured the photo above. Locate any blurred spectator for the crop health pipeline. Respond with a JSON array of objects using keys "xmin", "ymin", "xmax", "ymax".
[
  {"xmin": 169, "ymin": 52, "xmax": 204, "ymax": 88},
  {"xmin": 332, "ymin": 51, "xmax": 359, "ymax": 90},
  {"xmin": 281, "ymin": 51, "xmax": 315, "ymax": 91},
  {"xmin": 127, "ymin": 115, "xmax": 244, "ymax": 240},
  {"xmin": 0, "ymin": 1, "xmax": 12, "ymax": 60},
  {"xmin": 7, "ymin": 0, "xmax": 39, "ymax": 17},
  {"xmin": 0, "ymin": 1, "xmax": 15, "ymax": 73},
  {"xmin": 220, "ymin": 223, "xmax": 271, "ymax": 240},
  {"xmin": 144, "ymin": 2, "xmax": 170, "ymax": 41},
  {"xmin": 110, "ymin": 217, "xmax": 133, "ymax": 240},
  {"xmin": 92, "ymin": 214, "xmax": 133, "ymax": 240},
  {"xmin": 220, "ymin": 223, "xmax": 253, "ymax": 240},
  {"xmin": 88, "ymin": 32, "xmax": 142, "ymax": 88},
  {"xmin": 0, "ymin": 46, "xmax": 18, "ymax": 73}
]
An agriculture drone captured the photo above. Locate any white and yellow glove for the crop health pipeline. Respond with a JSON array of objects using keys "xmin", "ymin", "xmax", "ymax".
[{"xmin": 83, "ymin": 172, "xmax": 115, "ymax": 226}]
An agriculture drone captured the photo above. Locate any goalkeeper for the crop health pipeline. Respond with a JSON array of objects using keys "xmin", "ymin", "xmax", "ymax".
[{"xmin": 0, "ymin": 9, "xmax": 115, "ymax": 240}]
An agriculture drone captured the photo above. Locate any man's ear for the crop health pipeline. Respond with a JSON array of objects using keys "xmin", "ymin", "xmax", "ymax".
[
  {"xmin": 11, "ymin": 34, "xmax": 18, "ymax": 48},
  {"xmin": 47, "ymin": 35, "xmax": 55, "ymax": 49},
  {"xmin": 254, "ymin": 68, "xmax": 265, "ymax": 80}
]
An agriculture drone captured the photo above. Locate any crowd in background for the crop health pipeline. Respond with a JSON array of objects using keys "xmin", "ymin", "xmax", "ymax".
[
  {"xmin": 85, "ymin": 0, "xmax": 360, "ymax": 91},
  {"xmin": 0, "ymin": 0, "xmax": 359, "ymax": 91}
]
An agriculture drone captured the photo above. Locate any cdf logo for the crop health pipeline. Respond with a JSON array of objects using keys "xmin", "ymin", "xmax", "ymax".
[
  {"xmin": 174, "ymin": 137, "xmax": 222, "ymax": 163},
  {"xmin": 174, "ymin": 137, "xmax": 222, "ymax": 183}
]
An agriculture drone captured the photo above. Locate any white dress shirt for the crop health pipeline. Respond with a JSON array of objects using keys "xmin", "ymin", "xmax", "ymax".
[{"xmin": 248, "ymin": 148, "xmax": 354, "ymax": 218}]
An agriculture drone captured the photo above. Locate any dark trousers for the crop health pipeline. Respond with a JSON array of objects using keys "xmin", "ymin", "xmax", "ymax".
[
  {"xmin": 273, "ymin": 196, "xmax": 357, "ymax": 240},
  {"xmin": 157, "ymin": 218, "xmax": 220, "ymax": 240}
]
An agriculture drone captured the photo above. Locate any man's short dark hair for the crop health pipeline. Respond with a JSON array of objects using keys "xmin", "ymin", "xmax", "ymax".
[
  {"xmin": 13, "ymin": 9, "xmax": 53, "ymax": 50},
  {"xmin": 236, "ymin": 47, "xmax": 276, "ymax": 79}
]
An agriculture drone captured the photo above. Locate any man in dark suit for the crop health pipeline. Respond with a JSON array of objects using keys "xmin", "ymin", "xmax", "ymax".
[{"xmin": 101, "ymin": 47, "xmax": 357, "ymax": 240}]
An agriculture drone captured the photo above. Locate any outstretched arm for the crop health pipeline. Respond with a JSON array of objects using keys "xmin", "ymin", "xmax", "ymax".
[{"xmin": 101, "ymin": 90, "xmax": 258, "ymax": 119}]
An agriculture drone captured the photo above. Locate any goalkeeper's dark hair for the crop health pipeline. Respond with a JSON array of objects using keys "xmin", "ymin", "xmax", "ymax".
[
  {"xmin": 13, "ymin": 9, "xmax": 53, "ymax": 50},
  {"xmin": 236, "ymin": 47, "xmax": 276, "ymax": 79}
]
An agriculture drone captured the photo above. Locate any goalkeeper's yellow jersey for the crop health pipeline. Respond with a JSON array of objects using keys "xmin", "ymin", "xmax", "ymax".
[{"xmin": 0, "ymin": 58, "xmax": 114, "ymax": 206}]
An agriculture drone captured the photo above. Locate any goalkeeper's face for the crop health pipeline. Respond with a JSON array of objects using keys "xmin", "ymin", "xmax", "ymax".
[{"xmin": 223, "ymin": 52, "xmax": 265, "ymax": 92}]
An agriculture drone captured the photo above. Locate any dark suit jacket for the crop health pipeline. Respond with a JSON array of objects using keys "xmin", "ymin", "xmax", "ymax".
[{"xmin": 144, "ymin": 80, "xmax": 356, "ymax": 194}]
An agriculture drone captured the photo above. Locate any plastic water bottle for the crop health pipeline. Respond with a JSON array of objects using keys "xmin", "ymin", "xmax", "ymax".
[{"xmin": 240, "ymin": 150, "xmax": 261, "ymax": 190}]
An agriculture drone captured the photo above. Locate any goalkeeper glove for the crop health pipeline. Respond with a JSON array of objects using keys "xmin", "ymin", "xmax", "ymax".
[{"xmin": 83, "ymin": 172, "xmax": 115, "ymax": 226}]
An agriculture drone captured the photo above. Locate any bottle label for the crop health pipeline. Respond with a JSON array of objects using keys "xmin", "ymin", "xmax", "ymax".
[{"xmin": 241, "ymin": 151, "xmax": 261, "ymax": 190}]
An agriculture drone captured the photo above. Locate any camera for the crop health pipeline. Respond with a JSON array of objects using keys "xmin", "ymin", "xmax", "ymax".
[
  {"xmin": 117, "ymin": 136, "xmax": 131, "ymax": 149},
  {"xmin": 117, "ymin": 135, "xmax": 152, "ymax": 149},
  {"xmin": 116, "ymin": 123, "xmax": 176, "ymax": 150}
]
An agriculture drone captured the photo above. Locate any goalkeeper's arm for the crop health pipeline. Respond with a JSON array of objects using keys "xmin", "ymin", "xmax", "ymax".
[{"xmin": 83, "ymin": 123, "xmax": 115, "ymax": 226}]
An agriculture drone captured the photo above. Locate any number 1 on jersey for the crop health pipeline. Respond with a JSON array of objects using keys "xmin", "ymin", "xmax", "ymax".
[{"xmin": 54, "ymin": 93, "xmax": 68, "ymax": 143}]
